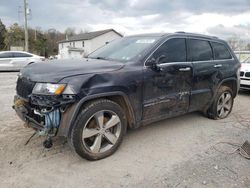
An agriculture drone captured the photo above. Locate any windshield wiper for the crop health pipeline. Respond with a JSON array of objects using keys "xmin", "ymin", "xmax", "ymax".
[
  {"xmin": 88, "ymin": 56, "xmax": 107, "ymax": 60},
  {"xmin": 96, "ymin": 57, "xmax": 108, "ymax": 60}
]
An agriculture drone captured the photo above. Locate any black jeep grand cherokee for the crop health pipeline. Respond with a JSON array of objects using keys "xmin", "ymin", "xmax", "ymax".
[{"xmin": 14, "ymin": 32, "xmax": 240, "ymax": 160}]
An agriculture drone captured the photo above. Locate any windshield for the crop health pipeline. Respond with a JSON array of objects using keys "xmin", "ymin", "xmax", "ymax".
[
  {"xmin": 243, "ymin": 57, "xmax": 250, "ymax": 64},
  {"xmin": 88, "ymin": 36, "xmax": 160, "ymax": 62}
]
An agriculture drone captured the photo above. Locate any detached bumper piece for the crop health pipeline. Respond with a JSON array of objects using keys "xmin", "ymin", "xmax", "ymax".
[{"xmin": 13, "ymin": 95, "xmax": 61, "ymax": 137}]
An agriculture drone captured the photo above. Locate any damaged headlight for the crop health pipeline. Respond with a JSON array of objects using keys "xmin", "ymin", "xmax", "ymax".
[{"xmin": 32, "ymin": 83, "xmax": 75, "ymax": 95}]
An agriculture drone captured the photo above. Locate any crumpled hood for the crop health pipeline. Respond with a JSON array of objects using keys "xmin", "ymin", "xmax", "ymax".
[{"xmin": 20, "ymin": 58, "xmax": 124, "ymax": 83}]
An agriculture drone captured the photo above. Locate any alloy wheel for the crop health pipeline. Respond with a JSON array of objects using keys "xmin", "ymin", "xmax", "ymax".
[
  {"xmin": 217, "ymin": 91, "xmax": 232, "ymax": 118},
  {"xmin": 82, "ymin": 110, "xmax": 122, "ymax": 154}
]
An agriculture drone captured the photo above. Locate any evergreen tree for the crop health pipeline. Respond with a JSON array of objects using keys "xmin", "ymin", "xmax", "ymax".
[{"xmin": 0, "ymin": 19, "xmax": 6, "ymax": 50}]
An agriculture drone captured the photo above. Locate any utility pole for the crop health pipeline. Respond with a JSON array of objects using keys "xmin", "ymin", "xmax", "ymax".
[{"xmin": 23, "ymin": 0, "xmax": 28, "ymax": 51}]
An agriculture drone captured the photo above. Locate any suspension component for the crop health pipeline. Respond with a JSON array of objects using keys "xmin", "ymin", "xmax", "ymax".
[{"xmin": 43, "ymin": 138, "xmax": 53, "ymax": 148}]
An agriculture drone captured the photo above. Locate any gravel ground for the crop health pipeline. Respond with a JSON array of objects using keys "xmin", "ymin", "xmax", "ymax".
[{"xmin": 0, "ymin": 72, "xmax": 250, "ymax": 188}]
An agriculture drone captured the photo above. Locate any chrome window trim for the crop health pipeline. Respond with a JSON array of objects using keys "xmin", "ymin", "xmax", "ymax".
[
  {"xmin": 157, "ymin": 61, "xmax": 192, "ymax": 66},
  {"xmin": 191, "ymin": 58, "xmax": 234, "ymax": 64}
]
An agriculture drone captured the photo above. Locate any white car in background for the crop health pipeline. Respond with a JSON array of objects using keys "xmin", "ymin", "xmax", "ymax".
[
  {"xmin": 240, "ymin": 57, "xmax": 250, "ymax": 90},
  {"xmin": 0, "ymin": 51, "xmax": 45, "ymax": 71}
]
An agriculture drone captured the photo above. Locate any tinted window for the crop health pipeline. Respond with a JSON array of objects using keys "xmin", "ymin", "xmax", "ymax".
[
  {"xmin": 13, "ymin": 52, "xmax": 32, "ymax": 57},
  {"xmin": 151, "ymin": 38, "xmax": 186, "ymax": 63},
  {"xmin": 212, "ymin": 42, "xmax": 232, "ymax": 60},
  {"xmin": 188, "ymin": 39, "xmax": 213, "ymax": 61},
  {"xmin": 0, "ymin": 52, "xmax": 13, "ymax": 58}
]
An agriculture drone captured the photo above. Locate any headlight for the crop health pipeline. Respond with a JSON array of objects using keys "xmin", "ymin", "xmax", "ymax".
[{"xmin": 32, "ymin": 83, "xmax": 67, "ymax": 95}]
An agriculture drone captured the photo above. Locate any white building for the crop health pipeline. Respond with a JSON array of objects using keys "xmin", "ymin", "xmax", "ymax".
[{"xmin": 58, "ymin": 29, "xmax": 122, "ymax": 59}]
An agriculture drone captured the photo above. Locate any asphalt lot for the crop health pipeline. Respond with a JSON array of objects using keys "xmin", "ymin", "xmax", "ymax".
[{"xmin": 0, "ymin": 72, "xmax": 250, "ymax": 188}]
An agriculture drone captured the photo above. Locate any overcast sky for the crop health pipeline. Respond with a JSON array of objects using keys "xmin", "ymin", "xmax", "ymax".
[{"xmin": 1, "ymin": 0, "xmax": 250, "ymax": 40}]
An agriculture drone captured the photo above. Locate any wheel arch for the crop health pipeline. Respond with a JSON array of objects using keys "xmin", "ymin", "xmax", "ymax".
[
  {"xmin": 217, "ymin": 78, "xmax": 238, "ymax": 98},
  {"xmin": 203, "ymin": 78, "xmax": 238, "ymax": 113},
  {"xmin": 58, "ymin": 91, "xmax": 136, "ymax": 138}
]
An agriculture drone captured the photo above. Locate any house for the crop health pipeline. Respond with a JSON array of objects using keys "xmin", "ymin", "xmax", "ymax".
[{"xmin": 58, "ymin": 29, "xmax": 123, "ymax": 59}]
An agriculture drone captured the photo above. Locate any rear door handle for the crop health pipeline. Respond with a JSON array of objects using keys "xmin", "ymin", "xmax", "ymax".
[
  {"xmin": 214, "ymin": 64, "xmax": 222, "ymax": 68},
  {"xmin": 179, "ymin": 67, "xmax": 191, "ymax": 72}
]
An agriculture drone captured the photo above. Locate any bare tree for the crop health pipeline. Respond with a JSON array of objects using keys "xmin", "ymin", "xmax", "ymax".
[{"xmin": 227, "ymin": 37, "xmax": 244, "ymax": 51}]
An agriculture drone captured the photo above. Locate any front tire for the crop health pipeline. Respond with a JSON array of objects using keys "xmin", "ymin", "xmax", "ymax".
[
  {"xmin": 71, "ymin": 99, "xmax": 127, "ymax": 160},
  {"xmin": 207, "ymin": 86, "xmax": 234, "ymax": 119}
]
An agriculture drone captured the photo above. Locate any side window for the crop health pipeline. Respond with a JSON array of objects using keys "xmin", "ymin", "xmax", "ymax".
[
  {"xmin": 0, "ymin": 52, "xmax": 13, "ymax": 58},
  {"xmin": 211, "ymin": 42, "xmax": 232, "ymax": 60},
  {"xmin": 13, "ymin": 52, "xmax": 32, "ymax": 58},
  {"xmin": 188, "ymin": 39, "xmax": 213, "ymax": 61},
  {"xmin": 151, "ymin": 38, "xmax": 186, "ymax": 63}
]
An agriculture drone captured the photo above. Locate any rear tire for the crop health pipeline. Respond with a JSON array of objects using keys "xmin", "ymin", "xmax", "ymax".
[
  {"xmin": 206, "ymin": 86, "xmax": 234, "ymax": 120},
  {"xmin": 71, "ymin": 99, "xmax": 127, "ymax": 160}
]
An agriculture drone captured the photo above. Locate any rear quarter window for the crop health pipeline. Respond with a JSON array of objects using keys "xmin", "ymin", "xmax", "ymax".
[
  {"xmin": 13, "ymin": 52, "xmax": 33, "ymax": 58},
  {"xmin": 188, "ymin": 39, "xmax": 213, "ymax": 61},
  {"xmin": 211, "ymin": 42, "xmax": 232, "ymax": 60}
]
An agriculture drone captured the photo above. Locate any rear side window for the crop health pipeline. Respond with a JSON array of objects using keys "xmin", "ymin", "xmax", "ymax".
[
  {"xmin": 0, "ymin": 52, "xmax": 13, "ymax": 58},
  {"xmin": 13, "ymin": 52, "xmax": 32, "ymax": 58},
  {"xmin": 188, "ymin": 39, "xmax": 213, "ymax": 61},
  {"xmin": 211, "ymin": 42, "xmax": 232, "ymax": 60},
  {"xmin": 151, "ymin": 38, "xmax": 186, "ymax": 63}
]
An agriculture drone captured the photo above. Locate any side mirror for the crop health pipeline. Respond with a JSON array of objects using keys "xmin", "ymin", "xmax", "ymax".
[
  {"xmin": 156, "ymin": 55, "xmax": 166, "ymax": 64},
  {"xmin": 146, "ymin": 55, "xmax": 166, "ymax": 71},
  {"xmin": 146, "ymin": 58, "xmax": 156, "ymax": 66}
]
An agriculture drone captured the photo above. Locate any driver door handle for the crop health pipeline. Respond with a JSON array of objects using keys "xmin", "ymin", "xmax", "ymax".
[
  {"xmin": 179, "ymin": 67, "xmax": 191, "ymax": 72},
  {"xmin": 214, "ymin": 64, "xmax": 222, "ymax": 68}
]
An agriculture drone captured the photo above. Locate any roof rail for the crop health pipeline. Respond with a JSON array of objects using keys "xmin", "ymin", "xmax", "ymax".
[{"xmin": 175, "ymin": 31, "xmax": 185, "ymax": 33}]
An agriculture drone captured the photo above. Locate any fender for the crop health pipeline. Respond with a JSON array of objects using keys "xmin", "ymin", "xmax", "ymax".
[
  {"xmin": 57, "ymin": 91, "xmax": 136, "ymax": 138},
  {"xmin": 215, "ymin": 77, "xmax": 239, "ymax": 97}
]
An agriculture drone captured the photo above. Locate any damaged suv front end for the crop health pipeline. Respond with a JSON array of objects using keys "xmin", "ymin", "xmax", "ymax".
[
  {"xmin": 13, "ymin": 55, "xmax": 127, "ymax": 151},
  {"xmin": 14, "ymin": 75, "xmax": 77, "ymax": 140}
]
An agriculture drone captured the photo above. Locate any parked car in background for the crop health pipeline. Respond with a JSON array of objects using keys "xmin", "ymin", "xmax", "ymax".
[
  {"xmin": 0, "ymin": 51, "xmax": 45, "ymax": 71},
  {"xmin": 240, "ymin": 57, "xmax": 250, "ymax": 90},
  {"xmin": 13, "ymin": 32, "xmax": 240, "ymax": 160}
]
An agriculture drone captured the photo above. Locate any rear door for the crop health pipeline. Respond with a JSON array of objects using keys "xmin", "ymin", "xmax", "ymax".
[
  {"xmin": 143, "ymin": 38, "xmax": 193, "ymax": 120},
  {"xmin": 12, "ymin": 52, "xmax": 33, "ymax": 69},
  {"xmin": 188, "ymin": 38, "xmax": 215, "ymax": 111},
  {"xmin": 210, "ymin": 42, "xmax": 234, "ymax": 80}
]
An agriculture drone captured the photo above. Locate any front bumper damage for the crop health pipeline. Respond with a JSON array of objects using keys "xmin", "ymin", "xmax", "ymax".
[{"xmin": 13, "ymin": 94, "xmax": 76, "ymax": 139}]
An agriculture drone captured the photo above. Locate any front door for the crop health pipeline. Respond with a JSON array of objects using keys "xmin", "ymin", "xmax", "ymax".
[{"xmin": 143, "ymin": 38, "xmax": 192, "ymax": 121}]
